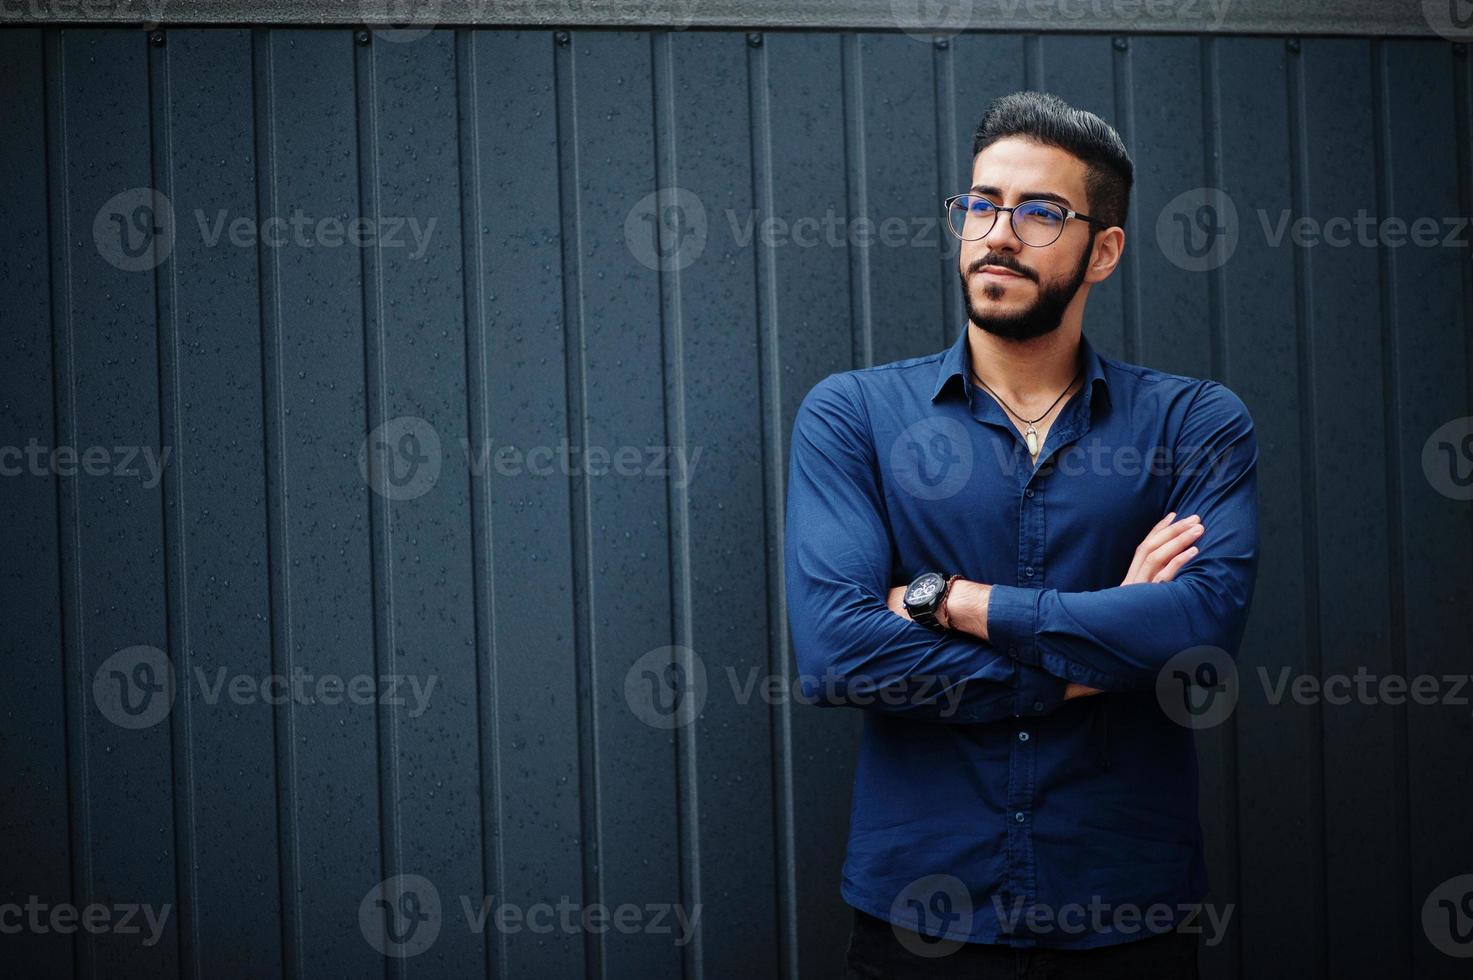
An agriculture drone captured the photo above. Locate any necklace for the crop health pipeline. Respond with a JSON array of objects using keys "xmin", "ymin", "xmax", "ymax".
[{"xmin": 971, "ymin": 364, "xmax": 1083, "ymax": 459}]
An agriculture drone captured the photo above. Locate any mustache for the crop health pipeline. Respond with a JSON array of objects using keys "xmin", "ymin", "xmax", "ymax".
[{"xmin": 968, "ymin": 257, "xmax": 1034, "ymax": 281}]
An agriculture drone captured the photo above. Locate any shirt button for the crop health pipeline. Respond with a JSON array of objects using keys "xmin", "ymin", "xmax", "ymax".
[
  {"xmin": 1024, "ymin": 566, "xmax": 1034, "ymax": 577},
  {"xmin": 1014, "ymin": 812, "xmax": 1026, "ymax": 823},
  {"xmin": 1024, "ymin": 488, "xmax": 1035, "ymax": 497},
  {"xmin": 1018, "ymin": 731, "xmax": 1030, "ymax": 741},
  {"xmin": 1032, "ymin": 700, "xmax": 1044, "ymax": 711}
]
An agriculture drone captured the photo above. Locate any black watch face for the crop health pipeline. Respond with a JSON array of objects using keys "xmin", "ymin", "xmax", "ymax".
[{"xmin": 905, "ymin": 572, "xmax": 944, "ymax": 608}]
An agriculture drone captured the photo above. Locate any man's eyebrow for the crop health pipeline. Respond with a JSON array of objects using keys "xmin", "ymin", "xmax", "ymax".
[{"xmin": 970, "ymin": 184, "xmax": 1074, "ymax": 209}]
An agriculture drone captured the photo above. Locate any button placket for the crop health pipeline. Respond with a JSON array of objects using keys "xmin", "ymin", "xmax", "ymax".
[
  {"xmin": 1005, "ymin": 699, "xmax": 1040, "ymax": 925},
  {"xmin": 1019, "ymin": 474, "xmax": 1044, "ymax": 589}
]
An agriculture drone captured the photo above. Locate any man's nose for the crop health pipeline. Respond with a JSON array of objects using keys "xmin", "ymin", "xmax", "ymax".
[{"xmin": 981, "ymin": 209, "xmax": 1024, "ymax": 251}]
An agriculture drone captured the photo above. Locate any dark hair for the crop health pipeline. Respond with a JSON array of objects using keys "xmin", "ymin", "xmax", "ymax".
[{"xmin": 971, "ymin": 91, "xmax": 1133, "ymax": 231}]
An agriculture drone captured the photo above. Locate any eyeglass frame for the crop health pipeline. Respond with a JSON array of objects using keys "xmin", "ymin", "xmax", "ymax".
[{"xmin": 942, "ymin": 192, "xmax": 1109, "ymax": 246}]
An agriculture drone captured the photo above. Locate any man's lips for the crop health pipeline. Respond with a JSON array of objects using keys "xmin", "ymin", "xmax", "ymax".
[{"xmin": 977, "ymin": 265, "xmax": 1027, "ymax": 279}]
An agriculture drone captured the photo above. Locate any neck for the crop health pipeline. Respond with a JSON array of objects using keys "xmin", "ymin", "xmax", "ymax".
[{"xmin": 967, "ymin": 324, "xmax": 1084, "ymax": 406}]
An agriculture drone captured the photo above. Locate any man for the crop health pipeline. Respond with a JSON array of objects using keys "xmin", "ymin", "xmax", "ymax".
[{"xmin": 783, "ymin": 91, "xmax": 1259, "ymax": 979}]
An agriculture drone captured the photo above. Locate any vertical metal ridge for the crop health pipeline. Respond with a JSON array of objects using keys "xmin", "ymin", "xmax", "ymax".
[
  {"xmin": 552, "ymin": 29, "xmax": 605, "ymax": 980},
  {"xmin": 250, "ymin": 25, "xmax": 301, "ymax": 980},
  {"xmin": 1198, "ymin": 33, "xmax": 1243, "ymax": 979},
  {"xmin": 1457, "ymin": 48, "xmax": 1473, "ymax": 580},
  {"xmin": 841, "ymin": 32, "xmax": 871, "ymax": 370},
  {"xmin": 1284, "ymin": 36, "xmax": 1328, "ymax": 980},
  {"xmin": 452, "ymin": 27, "xmax": 507, "ymax": 980},
  {"xmin": 43, "ymin": 24, "xmax": 91, "ymax": 980},
  {"xmin": 147, "ymin": 29, "xmax": 197, "ymax": 980},
  {"xmin": 649, "ymin": 28, "xmax": 703, "ymax": 980},
  {"xmin": 746, "ymin": 32, "xmax": 798, "ymax": 980},
  {"xmin": 352, "ymin": 31, "xmax": 400, "ymax": 980},
  {"xmin": 933, "ymin": 35, "xmax": 959, "ymax": 348},
  {"xmin": 1459, "ymin": 52, "xmax": 1473, "ymax": 749},
  {"xmin": 1369, "ymin": 37, "xmax": 1413, "ymax": 979},
  {"xmin": 1201, "ymin": 37, "xmax": 1228, "ymax": 386},
  {"xmin": 1111, "ymin": 35, "xmax": 1140, "ymax": 363}
]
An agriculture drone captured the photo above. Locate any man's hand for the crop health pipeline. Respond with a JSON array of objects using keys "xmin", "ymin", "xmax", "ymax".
[
  {"xmin": 1071, "ymin": 512, "xmax": 1205, "ymax": 697},
  {"xmin": 1120, "ymin": 511, "xmax": 1203, "ymax": 586},
  {"xmin": 887, "ymin": 511, "xmax": 1206, "ymax": 699},
  {"xmin": 885, "ymin": 586, "xmax": 911, "ymax": 620}
]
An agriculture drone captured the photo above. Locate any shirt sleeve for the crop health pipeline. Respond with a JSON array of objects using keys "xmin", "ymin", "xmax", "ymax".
[
  {"xmin": 784, "ymin": 372, "xmax": 1068, "ymax": 724},
  {"xmin": 986, "ymin": 380, "xmax": 1261, "ymax": 691}
]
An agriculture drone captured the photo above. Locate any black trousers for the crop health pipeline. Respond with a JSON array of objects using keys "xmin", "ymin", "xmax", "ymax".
[{"xmin": 844, "ymin": 908, "xmax": 1201, "ymax": 980}]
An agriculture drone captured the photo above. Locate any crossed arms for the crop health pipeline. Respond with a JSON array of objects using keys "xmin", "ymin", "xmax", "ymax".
[{"xmin": 782, "ymin": 372, "xmax": 1260, "ymax": 724}]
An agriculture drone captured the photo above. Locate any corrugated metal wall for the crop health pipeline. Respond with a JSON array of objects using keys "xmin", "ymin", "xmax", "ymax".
[{"xmin": 1, "ymin": 24, "xmax": 1470, "ymax": 980}]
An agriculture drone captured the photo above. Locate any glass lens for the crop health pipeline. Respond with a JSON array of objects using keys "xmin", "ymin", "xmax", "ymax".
[
  {"xmin": 1013, "ymin": 200, "xmax": 1066, "ymax": 245},
  {"xmin": 947, "ymin": 194, "xmax": 996, "ymax": 241}
]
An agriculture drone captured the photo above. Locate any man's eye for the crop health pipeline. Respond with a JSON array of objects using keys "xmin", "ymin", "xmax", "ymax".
[{"xmin": 1018, "ymin": 202, "xmax": 1063, "ymax": 223}]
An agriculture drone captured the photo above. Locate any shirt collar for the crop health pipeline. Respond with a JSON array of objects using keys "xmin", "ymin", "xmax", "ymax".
[{"xmin": 930, "ymin": 327, "xmax": 1111, "ymax": 413}]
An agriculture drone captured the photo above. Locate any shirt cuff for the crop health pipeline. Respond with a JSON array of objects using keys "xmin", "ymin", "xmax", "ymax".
[
  {"xmin": 1012, "ymin": 662, "xmax": 1067, "ymax": 718},
  {"xmin": 987, "ymin": 584, "xmax": 1041, "ymax": 667}
]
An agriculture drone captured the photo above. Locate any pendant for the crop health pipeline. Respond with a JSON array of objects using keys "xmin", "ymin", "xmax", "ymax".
[{"xmin": 1025, "ymin": 425, "xmax": 1039, "ymax": 457}]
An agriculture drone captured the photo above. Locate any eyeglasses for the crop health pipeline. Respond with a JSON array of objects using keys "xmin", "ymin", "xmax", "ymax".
[{"xmin": 943, "ymin": 193, "xmax": 1106, "ymax": 247}]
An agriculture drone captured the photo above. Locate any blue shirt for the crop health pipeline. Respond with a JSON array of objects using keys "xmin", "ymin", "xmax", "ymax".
[{"xmin": 783, "ymin": 326, "xmax": 1259, "ymax": 949}]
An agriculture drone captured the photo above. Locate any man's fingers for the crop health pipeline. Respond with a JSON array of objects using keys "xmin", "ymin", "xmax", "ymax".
[
  {"xmin": 1151, "ymin": 545, "xmax": 1198, "ymax": 583},
  {"xmin": 1132, "ymin": 514, "xmax": 1197, "ymax": 563},
  {"xmin": 1124, "ymin": 513, "xmax": 1202, "ymax": 585},
  {"xmin": 1142, "ymin": 513, "xmax": 1199, "ymax": 553},
  {"xmin": 1147, "ymin": 521, "xmax": 1204, "ymax": 568},
  {"xmin": 1125, "ymin": 513, "xmax": 1178, "ymax": 581},
  {"xmin": 886, "ymin": 585, "xmax": 910, "ymax": 618}
]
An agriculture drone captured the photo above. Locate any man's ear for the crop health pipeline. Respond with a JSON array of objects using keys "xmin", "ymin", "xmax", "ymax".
[{"xmin": 1085, "ymin": 226, "xmax": 1125, "ymax": 284}]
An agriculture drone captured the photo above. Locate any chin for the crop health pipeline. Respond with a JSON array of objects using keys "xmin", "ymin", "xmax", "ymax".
[
  {"xmin": 972, "ymin": 277, "xmax": 1031, "ymax": 293},
  {"xmin": 975, "ymin": 287, "xmax": 1028, "ymax": 304}
]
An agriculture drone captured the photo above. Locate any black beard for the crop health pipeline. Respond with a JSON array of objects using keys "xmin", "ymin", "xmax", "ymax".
[{"xmin": 961, "ymin": 237, "xmax": 1093, "ymax": 341}]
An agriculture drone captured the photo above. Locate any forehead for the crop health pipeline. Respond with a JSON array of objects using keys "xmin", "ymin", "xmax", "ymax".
[{"xmin": 969, "ymin": 137, "xmax": 1089, "ymax": 207}]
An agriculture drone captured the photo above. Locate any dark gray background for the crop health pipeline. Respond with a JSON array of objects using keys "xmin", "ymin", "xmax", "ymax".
[{"xmin": 1, "ymin": 10, "xmax": 1470, "ymax": 980}]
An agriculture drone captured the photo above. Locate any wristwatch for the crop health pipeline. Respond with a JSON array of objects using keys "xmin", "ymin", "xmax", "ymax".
[{"xmin": 903, "ymin": 571, "xmax": 958, "ymax": 631}]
